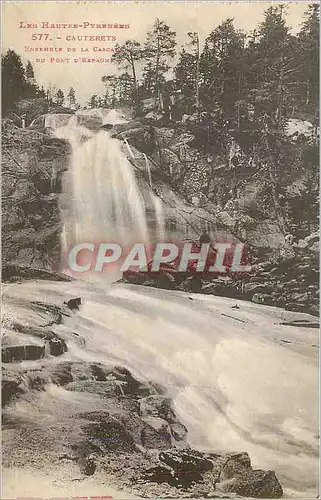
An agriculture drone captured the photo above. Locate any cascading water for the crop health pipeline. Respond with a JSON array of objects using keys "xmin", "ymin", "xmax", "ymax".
[{"xmin": 55, "ymin": 110, "xmax": 166, "ymax": 254}]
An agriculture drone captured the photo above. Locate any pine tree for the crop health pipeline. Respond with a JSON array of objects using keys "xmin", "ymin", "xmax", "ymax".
[
  {"xmin": 297, "ymin": 4, "xmax": 319, "ymax": 113},
  {"xmin": 24, "ymin": 60, "xmax": 38, "ymax": 97},
  {"xmin": 67, "ymin": 87, "xmax": 77, "ymax": 108},
  {"xmin": 174, "ymin": 49, "xmax": 197, "ymax": 113},
  {"xmin": 246, "ymin": 5, "xmax": 296, "ymax": 125},
  {"xmin": 37, "ymin": 86, "xmax": 46, "ymax": 98},
  {"xmin": 101, "ymin": 75, "xmax": 119, "ymax": 105},
  {"xmin": 1, "ymin": 49, "xmax": 27, "ymax": 112},
  {"xmin": 55, "ymin": 88, "xmax": 64, "ymax": 106},
  {"xmin": 25, "ymin": 60, "xmax": 35, "ymax": 79},
  {"xmin": 143, "ymin": 19, "xmax": 176, "ymax": 107},
  {"xmin": 200, "ymin": 19, "xmax": 245, "ymax": 115},
  {"xmin": 111, "ymin": 40, "xmax": 142, "ymax": 99},
  {"xmin": 89, "ymin": 94, "xmax": 98, "ymax": 108},
  {"xmin": 174, "ymin": 32, "xmax": 201, "ymax": 115}
]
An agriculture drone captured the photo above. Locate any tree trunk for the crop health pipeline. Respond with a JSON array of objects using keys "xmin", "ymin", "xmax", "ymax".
[
  {"xmin": 195, "ymin": 34, "xmax": 200, "ymax": 119},
  {"xmin": 155, "ymin": 21, "xmax": 161, "ymax": 110},
  {"xmin": 267, "ymin": 155, "xmax": 287, "ymax": 235},
  {"xmin": 129, "ymin": 52, "xmax": 138, "ymax": 102}
]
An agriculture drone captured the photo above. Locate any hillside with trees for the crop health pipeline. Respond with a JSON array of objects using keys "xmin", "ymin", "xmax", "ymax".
[{"xmin": 2, "ymin": 4, "xmax": 319, "ymax": 310}]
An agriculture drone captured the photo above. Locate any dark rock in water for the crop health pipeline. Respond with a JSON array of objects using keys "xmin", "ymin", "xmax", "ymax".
[
  {"xmin": 90, "ymin": 363, "xmax": 108, "ymax": 381},
  {"xmin": 2, "ymin": 344, "xmax": 45, "ymax": 363},
  {"xmin": 64, "ymin": 297, "xmax": 81, "ymax": 310},
  {"xmin": 25, "ymin": 370, "xmax": 49, "ymax": 391},
  {"xmin": 141, "ymin": 417, "xmax": 172, "ymax": 449},
  {"xmin": 2, "ymin": 368, "xmax": 25, "ymax": 405},
  {"xmin": 110, "ymin": 365, "xmax": 147, "ymax": 397},
  {"xmin": 156, "ymin": 271, "xmax": 176, "ymax": 290},
  {"xmin": 307, "ymin": 304, "xmax": 319, "ymax": 317},
  {"xmin": 170, "ymin": 422, "xmax": 188, "ymax": 441},
  {"xmin": 189, "ymin": 275, "xmax": 203, "ymax": 293},
  {"xmin": 285, "ymin": 302, "xmax": 308, "ymax": 313},
  {"xmin": 48, "ymin": 335, "xmax": 67, "ymax": 356},
  {"xmin": 220, "ymin": 469, "xmax": 283, "ymax": 498},
  {"xmin": 220, "ymin": 452, "xmax": 252, "ymax": 480},
  {"xmin": 139, "ymin": 395, "xmax": 176, "ymax": 423},
  {"xmin": 101, "ymin": 124, "xmax": 113, "ymax": 131},
  {"xmin": 65, "ymin": 380, "xmax": 125, "ymax": 398},
  {"xmin": 252, "ymin": 293, "xmax": 275, "ymax": 306},
  {"xmin": 159, "ymin": 448, "xmax": 213, "ymax": 473},
  {"xmin": 49, "ymin": 362, "xmax": 73, "ymax": 386}
]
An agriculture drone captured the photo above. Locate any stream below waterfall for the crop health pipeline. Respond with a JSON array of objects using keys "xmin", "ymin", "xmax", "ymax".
[{"xmin": 2, "ymin": 278, "xmax": 319, "ymax": 498}]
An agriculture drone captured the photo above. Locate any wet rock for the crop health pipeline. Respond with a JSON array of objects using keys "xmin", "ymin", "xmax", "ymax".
[
  {"xmin": 307, "ymin": 304, "xmax": 319, "ymax": 317},
  {"xmin": 48, "ymin": 335, "xmax": 67, "ymax": 356},
  {"xmin": 65, "ymin": 380, "xmax": 125, "ymax": 397},
  {"xmin": 252, "ymin": 293, "xmax": 275, "ymax": 306},
  {"xmin": 49, "ymin": 361, "xmax": 73, "ymax": 386},
  {"xmin": 1, "ymin": 368, "xmax": 25, "ymax": 405},
  {"xmin": 64, "ymin": 297, "xmax": 81, "ymax": 310},
  {"xmin": 285, "ymin": 302, "xmax": 308, "ymax": 313},
  {"xmin": 141, "ymin": 417, "xmax": 172, "ymax": 449},
  {"xmin": 2, "ymin": 344, "xmax": 45, "ymax": 363},
  {"xmin": 159, "ymin": 448, "xmax": 213, "ymax": 474},
  {"xmin": 156, "ymin": 271, "xmax": 176, "ymax": 290},
  {"xmin": 219, "ymin": 468, "xmax": 283, "ymax": 498},
  {"xmin": 26, "ymin": 371, "xmax": 49, "ymax": 391},
  {"xmin": 139, "ymin": 395, "xmax": 176, "ymax": 423},
  {"xmin": 109, "ymin": 366, "xmax": 150, "ymax": 397},
  {"xmin": 220, "ymin": 452, "xmax": 252, "ymax": 480},
  {"xmin": 122, "ymin": 270, "xmax": 156, "ymax": 287},
  {"xmin": 170, "ymin": 422, "xmax": 188, "ymax": 441}
]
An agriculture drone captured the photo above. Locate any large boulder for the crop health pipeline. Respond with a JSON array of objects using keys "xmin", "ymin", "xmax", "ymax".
[
  {"xmin": 2, "ymin": 367, "xmax": 26, "ymax": 405},
  {"xmin": 65, "ymin": 380, "xmax": 125, "ymax": 398},
  {"xmin": 219, "ymin": 469, "xmax": 283, "ymax": 498},
  {"xmin": 2, "ymin": 344, "xmax": 45, "ymax": 362},
  {"xmin": 141, "ymin": 417, "xmax": 172, "ymax": 449},
  {"xmin": 220, "ymin": 452, "xmax": 252, "ymax": 480},
  {"xmin": 159, "ymin": 448, "xmax": 213, "ymax": 473},
  {"xmin": 76, "ymin": 410, "xmax": 136, "ymax": 453}
]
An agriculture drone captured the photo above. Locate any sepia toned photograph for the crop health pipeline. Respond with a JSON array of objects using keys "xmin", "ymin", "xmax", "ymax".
[{"xmin": 1, "ymin": 2, "xmax": 319, "ymax": 498}]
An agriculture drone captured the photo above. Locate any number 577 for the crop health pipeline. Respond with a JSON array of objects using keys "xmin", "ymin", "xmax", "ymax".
[{"xmin": 31, "ymin": 33, "xmax": 50, "ymax": 41}]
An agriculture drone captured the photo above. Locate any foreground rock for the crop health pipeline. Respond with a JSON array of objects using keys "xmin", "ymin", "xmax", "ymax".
[{"xmin": 3, "ymin": 354, "xmax": 284, "ymax": 498}]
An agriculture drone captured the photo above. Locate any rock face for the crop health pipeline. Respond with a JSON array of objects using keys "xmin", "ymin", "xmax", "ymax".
[
  {"xmin": 2, "ymin": 119, "xmax": 70, "ymax": 278},
  {"xmin": 218, "ymin": 468, "xmax": 284, "ymax": 498},
  {"xmin": 2, "ymin": 344, "xmax": 45, "ymax": 362}
]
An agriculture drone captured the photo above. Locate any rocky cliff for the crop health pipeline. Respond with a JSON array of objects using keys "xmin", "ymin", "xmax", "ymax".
[{"xmin": 2, "ymin": 118, "xmax": 70, "ymax": 279}]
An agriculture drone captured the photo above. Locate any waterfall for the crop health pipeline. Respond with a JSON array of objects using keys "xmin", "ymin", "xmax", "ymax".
[
  {"xmin": 143, "ymin": 153, "xmax": 153, "ymax": 188},
  {"xmin": 151, "ymin": 194, "xmax": 165, "ymax": 241},
  {"xmin": 55, "ymin": 116, "xmax": 149, "ymax": 249}
]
